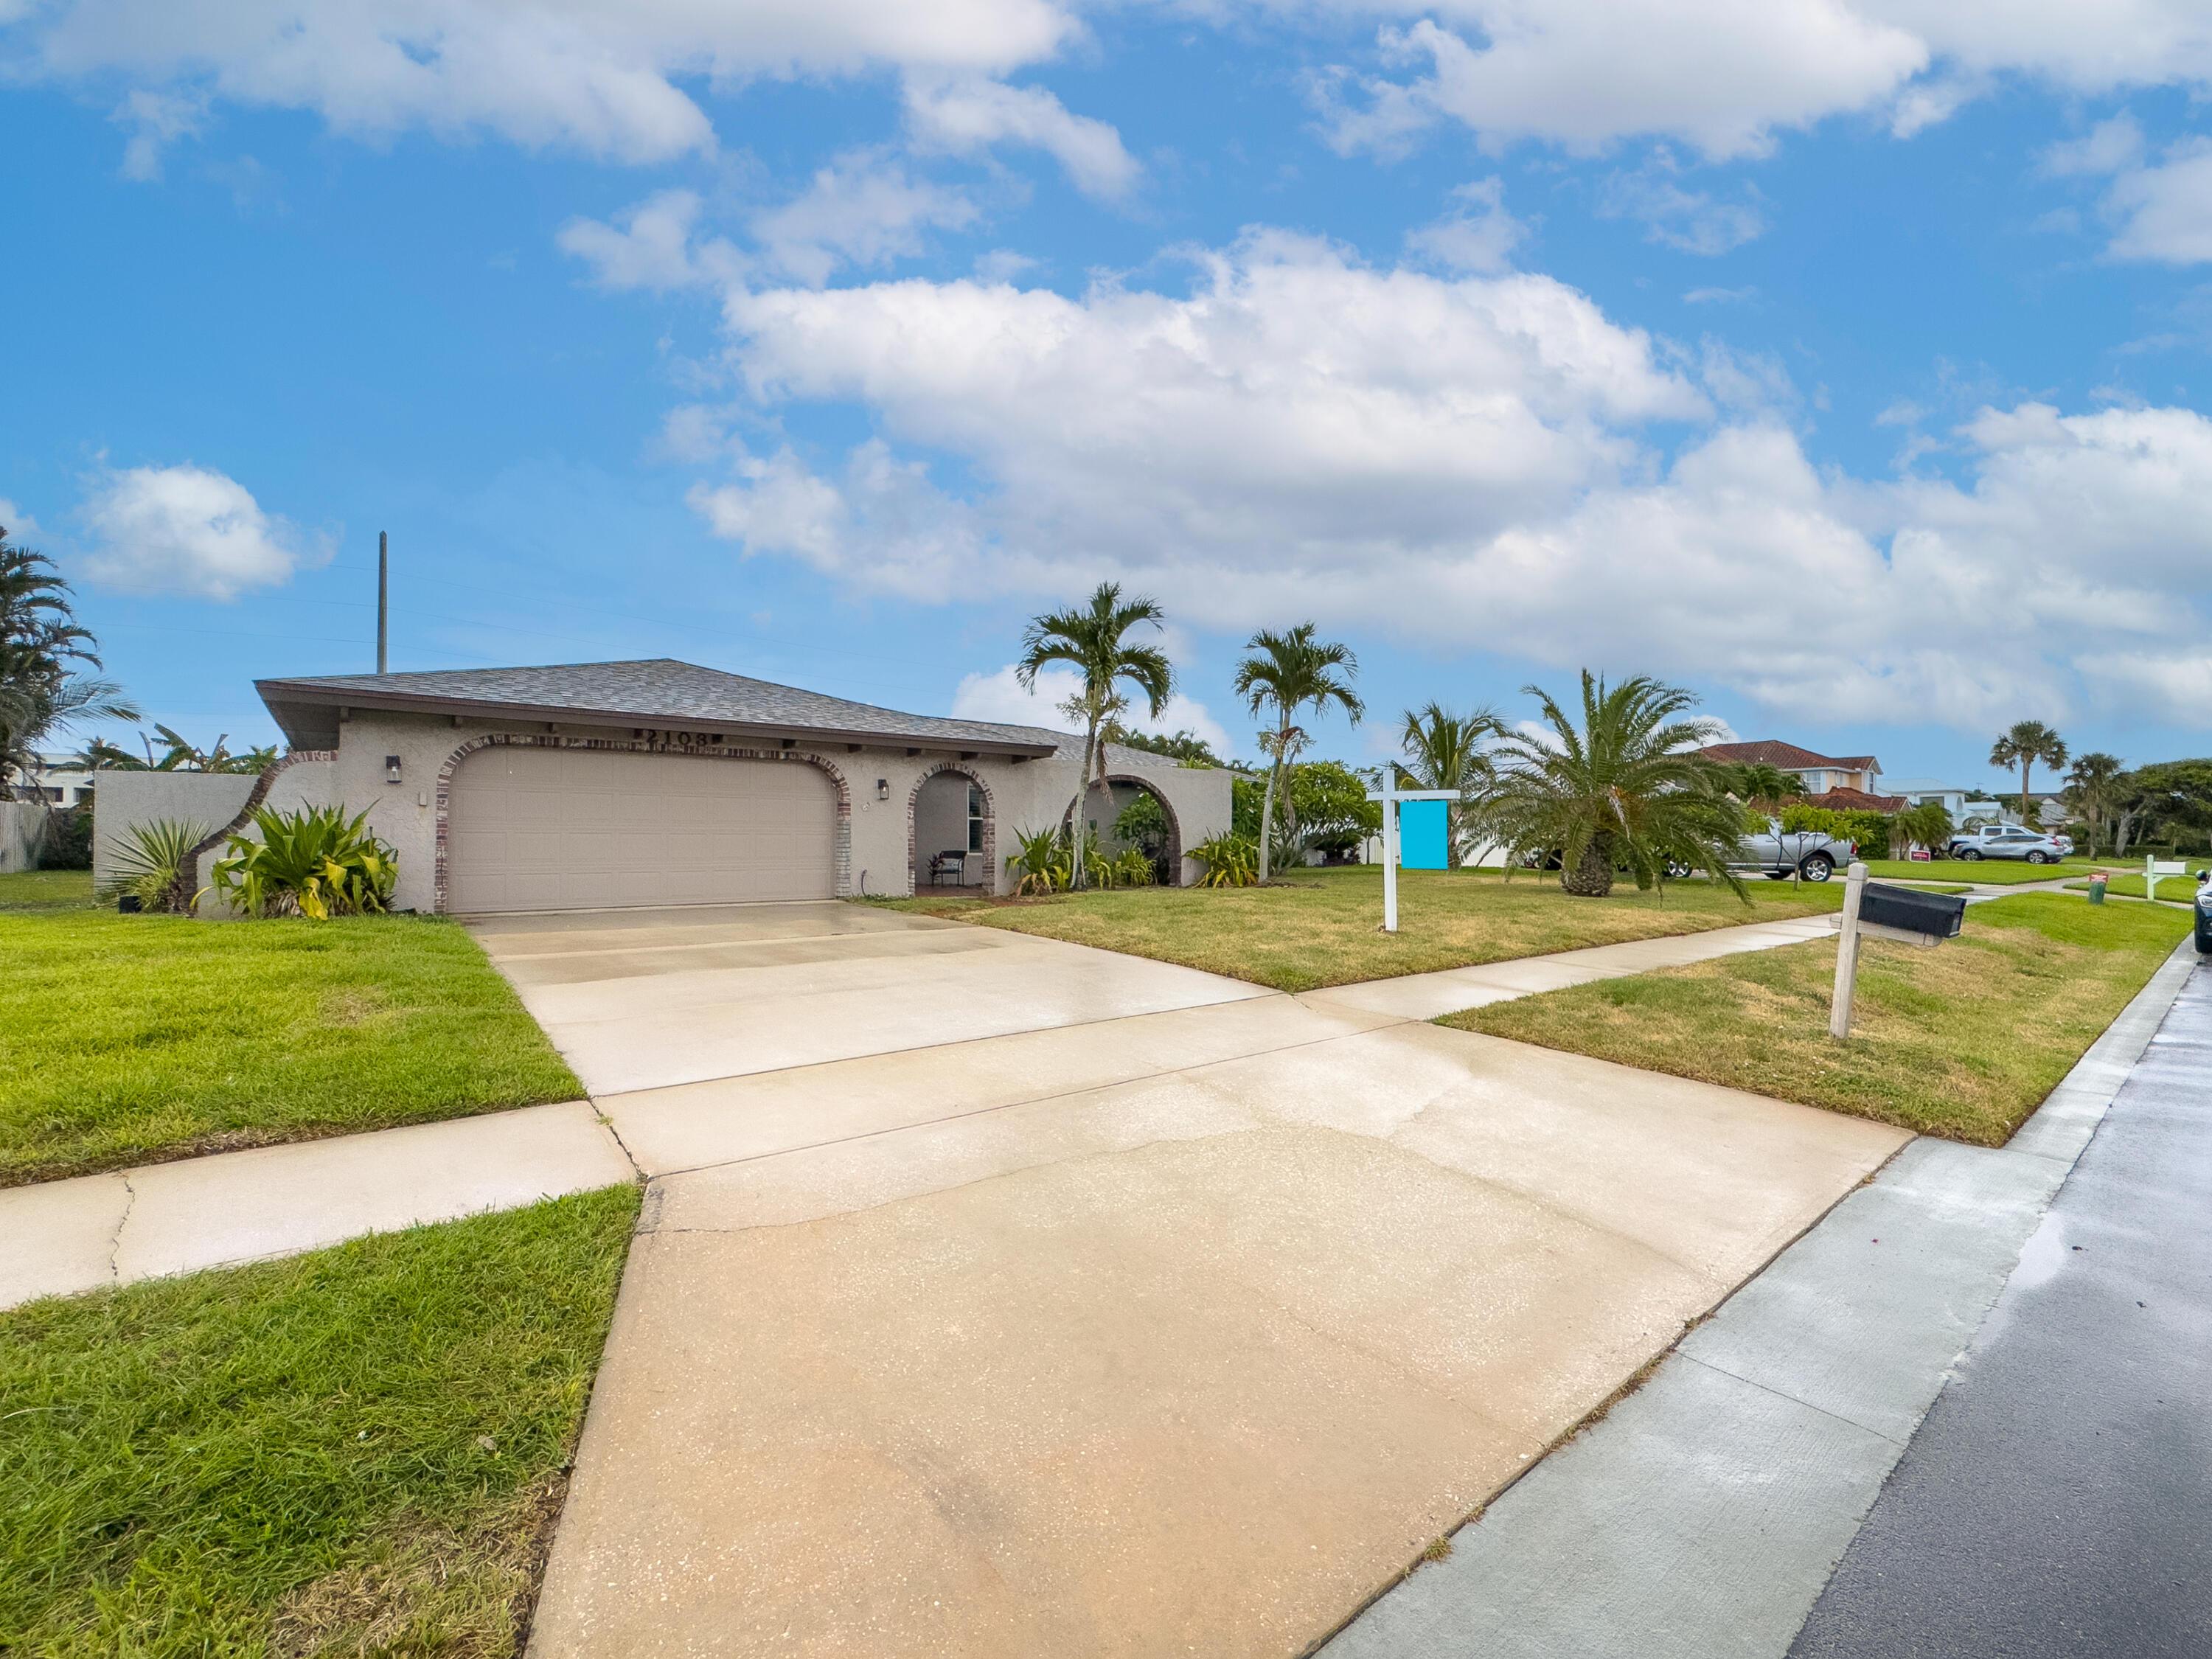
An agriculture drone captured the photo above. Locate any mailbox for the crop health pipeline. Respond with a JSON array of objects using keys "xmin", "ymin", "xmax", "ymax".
[{"xmin": 1860, "ymin": 881, "xmax": 1966, "ymax": 940}]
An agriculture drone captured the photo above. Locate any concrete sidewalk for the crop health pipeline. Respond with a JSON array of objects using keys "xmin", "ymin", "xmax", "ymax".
[
  {"xmin": 0, "ymin": 906, "xmax": 1847, "ymax": 1310},
  {"xmin": 1320, "ymin": 934, "xmax": 2199, "ymax": 1659}
]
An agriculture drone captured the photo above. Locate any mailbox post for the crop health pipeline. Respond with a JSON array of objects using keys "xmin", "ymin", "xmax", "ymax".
[
  {"xmin": 1830, "ymin": 861, "xmax": 1968, "ymax": 1040},
  {"xmin": 2146, "ymin": 855, "xmax": 2188, "ymax": 902}
]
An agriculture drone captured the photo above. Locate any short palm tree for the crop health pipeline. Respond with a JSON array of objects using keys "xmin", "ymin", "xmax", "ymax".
[
  {"xmin": 1717, "ymin": 760, "xmax": 1805, "ymax": 816},
  {"xmin": 1397, "ymin": 703, "xmax": 1505, "ymax": 865},
  {"xmin": 1893, "ymin": 800, "xmax": 1955, "ymax": 860},
  {"xmin": 1232, "ymin": 624, "xmax": 1363, "ymax": 882},
  {"xmin": 2062, "ymin": 751, "xmax": 2124, "ymax": 857},
  {"xmin": 1481, "ymin": 671, "xmax": 1747, "ymax": 898},
  {"xmin": 1989, "ymin": 720, "xmax": 2067, "ymax": 824},
  {"xmin": 1017, "ymin": 583, "xmax": 1174, "ymax": 889}
]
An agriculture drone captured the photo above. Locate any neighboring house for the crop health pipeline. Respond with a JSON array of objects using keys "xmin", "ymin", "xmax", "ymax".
[
  {"xmin": 136, "ymin": 659, "xmax": 1233, "ymax": 914},
  {"xmin": 1700, "ymin": 740, "xmax": 1886, "ymax": 797},
  {"xmin": 4, "ymin": 751, "xmax": 97, "ymax": 807}
]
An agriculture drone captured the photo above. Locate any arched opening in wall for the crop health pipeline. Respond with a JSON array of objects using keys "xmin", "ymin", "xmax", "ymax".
[
  {"xmin": 1071, "ymin": 773, "xmax": 1183, "ymax": 888},
  {"xmin": 909, "ymin": 766, "xmax": 993, "ymax": 893}
]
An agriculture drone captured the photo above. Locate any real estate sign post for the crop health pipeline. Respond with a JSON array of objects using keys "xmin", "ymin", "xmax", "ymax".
[{"xmin": 1365, "ymin": 779, "xmax": 1460, "ymax": 934}]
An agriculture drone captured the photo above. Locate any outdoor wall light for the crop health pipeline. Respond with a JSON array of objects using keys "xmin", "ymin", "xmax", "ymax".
[
  {"xmin": 877, "ymin": 778, "xmax": 891, "ymax": 801},
  {"xmin": 386, "ymin": 755, "xmax": 403, "ymax": 785}
]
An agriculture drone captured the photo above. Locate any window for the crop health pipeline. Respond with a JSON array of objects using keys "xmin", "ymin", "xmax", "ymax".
[
  {"xmin": 967, "ymin": 785, "xmax": 984, "ymax": 852},
  {"xmin": 41, "ymin": 787, "xmax": 61, "ymax": 802}
]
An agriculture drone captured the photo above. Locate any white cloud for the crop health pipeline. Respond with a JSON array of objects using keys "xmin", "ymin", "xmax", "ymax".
[
  {"xmin": 2037, "ymin": 114, "xmax": 2212, "ymax": 265},
  {"xmin": 682, "ymin": 229, "xmax": 2212, "ymax": 730},
  {"xmin": 1302, "ymin": 1, "xmax": 2212, "ymax": 160},
  {"xmin": 557, "ymin": 189, "xmax": 744, "ymax": 291},
  {"xmin": 78, "ymin": 463, "xmax": 322, "ymax": 599},
  {"xmin": 1597, "ymin": 154, "xmax": 1764, "ymax": 254},
  {"xmin": 111, "ymin": 87, "xmax": 206, "ymax": 181},
  {"xmin": 12, "ymin": 0, "xmax": 1079, "ymax": 166},
  {"xmin": 1683, "ymin": 285, "xmax": 1757, "ymax": 305},
  {"xmin": 751, "ymin": 153, "xmax": 980, "ymax": 285},
  {"xmin": 951, "ymin": 663, "xmax": 1233, "ymax": 753},
  {"xmin": 1405, "ymin": 177, "xmax": 1526, "ymax": 272},
  {"xmin": 903, "ymin": 75, "xmax": 1138, "ymax": 199},
  {"xmin": 0, "ymin": 498, "xmax": 41, "ymax": 538}
]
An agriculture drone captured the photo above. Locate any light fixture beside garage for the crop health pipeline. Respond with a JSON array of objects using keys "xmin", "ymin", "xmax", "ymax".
[
  {"xmin": 385, "ymin": 755, "xmax": 402, "ymax": 784},
  {"xmin": 877, "ymin": 778, "xmax": 890, "ymax": 801}
]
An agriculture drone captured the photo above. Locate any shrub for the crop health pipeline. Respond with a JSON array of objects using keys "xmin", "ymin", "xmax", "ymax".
[
  {"xmin": 1110, "ymin": 846, "xmax": 1156, "ymax": 886},
  {"xmin": 102, "ymin": 818, "xmax": 212, "ymax": 914},
  {"xmin": 1006, "ymin": 827, "xmax": 1072, "ymax": 896},
  {"xmin": 40, "ymin": 804, "xmax": 92, "ymax": 869},
  {"xmin": 209, "ymin": 805, "xmax": 397, "ymax": 919},
  {"xmin": 1192, "ymin": 832, "xmax": 1259, "ymax": 887}
]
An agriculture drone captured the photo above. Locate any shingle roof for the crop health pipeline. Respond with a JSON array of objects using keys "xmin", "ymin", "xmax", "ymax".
[
  {"xmin": 1801, "ymin": 787, "xmax": 1907, "ymax": 813},
  {"xmin": 256, "ymin": 659, "xmax": 1077, "ymax": 757},
  {"xmin": 1701, "ymin": 740, "xmax": 1880, "ymax": 773}
]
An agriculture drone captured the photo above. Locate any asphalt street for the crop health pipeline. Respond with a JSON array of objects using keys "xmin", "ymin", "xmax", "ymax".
[{"xmin": 1790, "ymin": 959, "xmax": 2212, "ymax": 1658}]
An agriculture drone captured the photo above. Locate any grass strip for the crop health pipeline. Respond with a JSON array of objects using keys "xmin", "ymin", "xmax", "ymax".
[
  {"xmin": 871, "ymin": 865, "xmax": 1841, "ymax": 992},
  {"xmin": 1449, "ymin": 894, "xmax": 2191, "ymax": 1146},
  {"xmin": 0, "ymin": 869, "xmax": 99, "ymax": 914},
  {"xmin": 0, "ymin": 909, "xmax": 581, "ymax": 1186},
  {"xmin": 2062, "ymin": 874, "xmax": 2205, "ymax": 902},
  {"xmin": 1856, "ymin": 858, "xmax": 2084, "ymax": 884},
  {"xmin": 0, "ymin": 1185, "xmax": 639, "ymax": 1657}
]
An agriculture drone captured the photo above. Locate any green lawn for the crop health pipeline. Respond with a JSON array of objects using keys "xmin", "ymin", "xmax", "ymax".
[
  {"xmin": 2064, "ymin": 872, "xmax": 2207, "ymax": 902},
  {"xmin": 874, "ymin": 866, "xmax": 1843, "ymax": 992},
  {"xmin": 1, "ymin": 908, "xmax": 581, "ymax": 1186},
  {"xmin": 0, "ymin": 1186, "xmax": 636, "ymax": 1658},
  {"xmin": 1450, "ymin": 894, "xmax": 2191, "ymax": 1146},
  {"xmin": 0, "ymin": 869, "xmax": 97, "ymax": 913},
  {"xmin": 1857, "ymin": 858, "xmax": 2080, "ymax": 884}
]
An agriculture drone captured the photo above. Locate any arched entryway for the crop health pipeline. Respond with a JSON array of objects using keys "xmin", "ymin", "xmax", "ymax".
[
  {"xmin": 908, "ymin": 764, "xmax": 995, "ymax": 893},
  {"xmin": 1068, "ymin": 773, "xmax": 1184, "ymax": 886}
]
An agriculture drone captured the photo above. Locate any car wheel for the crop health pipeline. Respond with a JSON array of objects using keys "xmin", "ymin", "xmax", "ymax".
[
  {"xmin": 1801, "ymin": 854, "xmax": 1834, "ymax": 882},
  {"xmin": 2027, "ymin": 850, "xmax": 2051, "ymax": 864},
  {"xmin": 1960, "ymin": 849, "xmax": 1983, "ymax": 860},
  {"xmin": 2198, "ymin": 925, "xmax": 2212, "ymax": 956},
  {"xmin": 1764, "ymin": 870, "xmax": 1790, "ymax": 880}
]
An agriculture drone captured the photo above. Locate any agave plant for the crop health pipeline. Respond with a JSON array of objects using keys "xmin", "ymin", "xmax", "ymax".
[
  {"xmin": 102, "ymin": 818, "xmax": 212, "ymax": 914},
  {"xmin": 1005, "ymin": 826, "xmax": 1072, "ymax": 897},
  {"xmin": 209, "ymin": 805, "xmax": 398, "ymax": 919},
  {"xmin": 1191, "ymin": 832, "xmax": 1259, "ymax": 888}
]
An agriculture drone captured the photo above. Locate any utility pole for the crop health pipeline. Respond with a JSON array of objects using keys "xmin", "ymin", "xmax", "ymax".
[{"xmin": 377, "ymin": 530, "xmax": 389, "ymax": 674}]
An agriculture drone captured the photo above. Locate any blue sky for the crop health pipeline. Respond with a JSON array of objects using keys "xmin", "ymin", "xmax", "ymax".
[{"xmin": 6, "ymin": 1, "xmax": 2212, "ymax": 790}]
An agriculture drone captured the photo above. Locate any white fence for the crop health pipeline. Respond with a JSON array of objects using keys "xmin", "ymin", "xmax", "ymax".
[{"xmin": 0, "ymin": 801, "xmax": 47, "ymax": 873}]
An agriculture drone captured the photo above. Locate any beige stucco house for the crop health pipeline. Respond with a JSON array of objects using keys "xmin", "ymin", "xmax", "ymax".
[{"xmin": 167, "ymin": 659, "xmax": 1228, "ymax": 914}]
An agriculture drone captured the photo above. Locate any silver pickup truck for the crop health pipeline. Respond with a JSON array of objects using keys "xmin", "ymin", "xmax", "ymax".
[{"xmin": 1665, "ymin": 819, "xmax": 1857, "ymax": 882}]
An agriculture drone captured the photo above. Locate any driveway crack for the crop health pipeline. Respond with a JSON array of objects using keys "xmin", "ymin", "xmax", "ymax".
[{"xmin": 108, "ymin": 1174, "xmax": 136, "ymax": 1284}]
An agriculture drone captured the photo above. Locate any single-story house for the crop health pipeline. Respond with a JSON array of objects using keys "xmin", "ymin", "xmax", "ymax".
[{"xmin": 150, "ymin": 659, "xmax": 1230, "ymax": 914}]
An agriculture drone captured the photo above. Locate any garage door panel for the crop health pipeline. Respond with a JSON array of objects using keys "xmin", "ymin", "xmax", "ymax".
[{"xmin": 448, "ymin": 748, "xmax": 838, "ymax": 912}]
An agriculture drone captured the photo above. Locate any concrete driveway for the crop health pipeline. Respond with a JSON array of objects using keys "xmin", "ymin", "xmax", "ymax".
[{"xmin": 477, "ymin": 902, "xmax": 1908, "ymax": 1659}]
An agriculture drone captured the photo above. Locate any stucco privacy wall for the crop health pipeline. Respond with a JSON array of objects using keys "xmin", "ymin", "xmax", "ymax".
[
  {"xmin": 190, "ymin": 757, "xmax": 338, "ymax": 917},
  {"xmin": 0, "ymin": 801, "xmax": 46, "ymax": 873},
  {"xmin": 94, "ymin": 772, "xmax": 259, "ymax": 888}
]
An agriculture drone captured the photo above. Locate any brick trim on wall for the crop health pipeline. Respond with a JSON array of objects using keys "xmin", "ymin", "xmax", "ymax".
[
  {"xmin": 433, "ymin": 733, "xmax": 854, "ymax": 914},
  {"xmin": 1102, "ymin": 773, "xmax": 1183, "ymax": 884},
  {"xmin": 905, "ymin": 762, "xmax": 997, "ymax": 895}
]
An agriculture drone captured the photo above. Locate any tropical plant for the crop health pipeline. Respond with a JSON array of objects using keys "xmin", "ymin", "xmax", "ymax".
[
  {"xmin": 1, "ymin": 527, "xmax": 139, "ymax": 789},
  {"xmin": 208, "ymin": 805, "xmax": 397, "ymax": 919},
  {"xmin": 1190, "ymin": 832, "xmax": 1259, "ymax": 888},
  {"xmin": 1232, "ymin": 623, "xmax": 1363, "ymax": 883},
  {"xmin": 1101, "ymin": 725, "xmax": 1225, "ymax": 769},
  {"xmin": 1112, "ymin": 789, "xmax": 1169, "ymax": 851},
  {"xmin": 1006, "ymin": 826, "xmax": 1073, "ymax": 896},
  {"xmin": 102, "ymin": 818, "xmax": 213, "ymax": 914},
  {"xmin": 136, "ymin": 723, "xmax": 277, "ymax": 773},
  {"xmin": 1714, "ymin": 760, "xmax": 1806, "ymax": 813},
  {"xmin": 1479, "ymin": 672, "xmax": 1748, "ymax": 899},
  {"xmin": 1894, "ymin": 801, "xmax": 1955, "ymax": 859},
  {"xmin": 2062, "ymin": 752, "xmax": 2125, "ymax": 858},
  {"xmin": 1989, "ymin": 720, "xmax": 2068, "ymax": 823},
  {"xmin": 1110, "ymin": 846, "xmax": 1156, "ymax": 887},
  {"xmin": 1398, "ymin": 703, "xmax": 1506, "ymax": 864},
  {"xmin": 1018, "ymin": 583, "xmax": 1174, "ymax": 890},
  {"xmin": 1231, "ymin": 773, "xmax": 1265, "ymax": 840}
]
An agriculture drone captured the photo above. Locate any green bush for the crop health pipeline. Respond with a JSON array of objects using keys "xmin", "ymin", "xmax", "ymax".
[
  {"xmin": 1192, "ymin": 832, "xmax": 1259, "ymax": 887},
  {"xmin": 103, "ymin": 817, "xmax": 212, "ymax": 914},
  {"xmin": 209, "ymin": 805, "xmax": 397, "ymax": 919},
  {"xmin": 40, "ymin": 804, "xmax": 92, "ymax": 869}
]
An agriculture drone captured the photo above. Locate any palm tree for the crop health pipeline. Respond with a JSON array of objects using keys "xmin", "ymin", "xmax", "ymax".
[
  {"xmin": 1893, "ymin": 800, "xmax": 1955, "ymax": 860},
  {"xmin": 1017, "ymin": 582, "xmax": 1173, "ymax": 889},
  {"xmin": 1232, "ymin": 624, "xmax": 1363, "ymax": 882},
  {"xmin": 1989, "ymin": 720, "xmax": 2068, "ymax": 825},
  {"xmin": 1, "ymin": 529, "xmax": 138, "ymax": 793},
  {"xmin": 1480, "ymin": 671, "xmax": 1746, "ymax": 899},
  {"xmin": 1715, "ymin": 761, "xmax": 1806, "ymax": 816},
  {"xmin": 2062, "ymin": 751, "xmax": 2124, "ymax": 858},
  {"xmin": 1397, "ymin": 703, "xmax": 1505, "ymax": 866}
]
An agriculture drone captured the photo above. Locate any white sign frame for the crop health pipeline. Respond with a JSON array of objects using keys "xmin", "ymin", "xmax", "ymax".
[{"xmin": 1363, "ymin": 782, "xmax": 1460, "ymax": 933}]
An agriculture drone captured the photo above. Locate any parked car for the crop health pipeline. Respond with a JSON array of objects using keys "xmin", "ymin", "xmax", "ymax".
[
  {"xmin": 2195, "ymin": 873, "xmax": 2212, "ymax": 954},
  {"xmin": 1946, "ymin": 824, "xmax": 2070, "ymax": 863},
  {"xmin": 1663, "ymin": 819, "xmax": 1856, "ymax": 883}
]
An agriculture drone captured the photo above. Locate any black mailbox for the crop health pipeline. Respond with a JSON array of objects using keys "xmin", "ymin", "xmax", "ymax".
[{"xmin": 1860, "ymin": 882, "xmax": 1966, "ymax": 939}]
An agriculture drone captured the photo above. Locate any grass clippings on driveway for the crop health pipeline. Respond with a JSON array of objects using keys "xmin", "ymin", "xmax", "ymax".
[
  {"xmin": 0, "ymin": 1185, "xmax": 637, "ymax": 1658},
  {"xmin": 877, "ymin": 866, "xmax": 1842, "ymax": 992},
  {"xmin": 1450, "ymin": 894, "xmax": 2191, "ymax": 1146},
  {"xmin": 0, "ymin": 909, "xmax": 581, "ymax": 1186}
]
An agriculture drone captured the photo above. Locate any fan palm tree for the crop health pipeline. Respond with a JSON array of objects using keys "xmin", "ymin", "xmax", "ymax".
[
  {"xmin": 1989, "ymin": 720, "xmax": 2067, "ymax": 824},
  {"xmin": 1397, "ymin": 703, "xmax": 1505, "ymax": 865},
  {"xmin": 1017, "ymin": 582, "xmax": 1174, "ymax": 889},
  {"xmin": 1481, "ymin": 671, "xmax": 1747, "ymax": 899},
  {"xmin": 1232, "ymin": 624, "xmax": 1363, "ymax": 882},
  {"xmin": 2062, "ymin": 751, "xmax": 2124, "ymax": 858}
]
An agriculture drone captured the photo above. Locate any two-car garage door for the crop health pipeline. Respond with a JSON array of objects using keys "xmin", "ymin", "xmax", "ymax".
[{"xmin": 448, "ymin": 747, "xmax": 836, "ymax": 913}]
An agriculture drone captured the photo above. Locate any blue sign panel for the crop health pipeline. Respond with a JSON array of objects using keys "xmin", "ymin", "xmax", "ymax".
[{"xmin": 1399, "ymin": 799, "xmax": 1450, "ymax": 869}]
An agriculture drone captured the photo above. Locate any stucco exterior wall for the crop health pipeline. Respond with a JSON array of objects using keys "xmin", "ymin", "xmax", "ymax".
[
  {"xmin": 1, "ymin": 801, "xmax": 47, "ymax": 873},
  {"xmin": 94, "ymin": 772, "xmax": 260, "ymax": 889}
]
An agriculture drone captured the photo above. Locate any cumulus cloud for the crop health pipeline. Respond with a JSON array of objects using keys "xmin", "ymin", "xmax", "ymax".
[
  {"xmin": 950, "ymin": 663, "xmax": 1233, "ymax": 753},
  {"xmin": 1596, "ymin": 153, "xmax": 1764, "ymax": 254},
  {"xmin": 2038, "ymin": 113, "xmax": 2212, "ymax": 265},
  {"xmin": 751, "ymin": 153, "xmax": 980, "ymax": 285},
  {"xmin": 10, "ymin": 0, "xmax": 1078, "ymax": 166},
  {"xmin": 0, "ymin": 498, "xmax": 41, "ymax": 538},
  {"xmin": 1304, "ymin": 0, "xmax": 2212, "ymax": 160},
  {"xmin": 79, "ymin": 463, "xmax": 322, "ymax": 599},
  {"xmin": 903, "ymin": 75, "xmax": 1138, "ymax": 199},
  {"xmin": 679, "ymin": 230, "xmax": 2212, "ymax": 729},
  {"xmin": 1405, "ymin": 178, "xmax": 1527, "ymax": 272},
  {"xmin": 557, "ymin": 189, "xmax": 744, "ymax": 291}
]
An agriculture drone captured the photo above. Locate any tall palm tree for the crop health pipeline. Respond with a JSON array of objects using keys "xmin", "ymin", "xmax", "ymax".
[
  {"xmin": 2063, "ymin": 751, "xmax": 2125, "ymax": 857},
  {"xmin": 1397, "ymin": 703, "xmax": 1505, "ymax": 866},
  {"xmin": 1232, "ymin": 624, "xmax": 1363, "ymax": 882},
  {"xmin": 1716, "ymin": 760, "xmax": 1806, "ymax": 816},
  {"xmin": 1989, "ymin": 720, "xmax": 2068, "ymax": 825},
  {"xmin": 1481, "ymin": 671, "xmax": 1746, "ymax": 899},
  {"xmin": 1, "ymin": 528, "xmax": 137, "ymax": 792},
  {"xmin": 1017, "ymin": 582, "xmax": 1173, "ymax": 889}
]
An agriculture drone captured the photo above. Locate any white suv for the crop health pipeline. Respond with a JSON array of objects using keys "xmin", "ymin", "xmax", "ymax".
[{"xmin": 1947, "ymin": 824, "xmax": 2070, "ymax": 863}]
